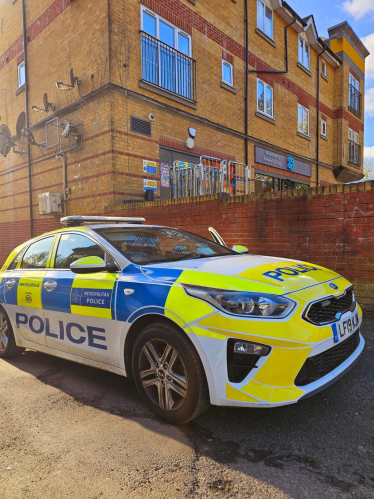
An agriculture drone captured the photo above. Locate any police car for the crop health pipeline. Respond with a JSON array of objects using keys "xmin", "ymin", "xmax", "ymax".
[{"xmin": 0, "ymin": 216, "xmax": 364, "ymax": 424}]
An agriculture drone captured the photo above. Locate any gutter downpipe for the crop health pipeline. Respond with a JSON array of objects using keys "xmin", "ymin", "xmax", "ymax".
[
  {"xmin": 316, "ymin": 44, "xmax": 327, "ymax": 187},
  {"xmin": 22, "ymin": 0, "xmax": 33, "ymax": 238},
  {"xmin": 247, "ymin": 15, "xmax": 297, "ymax": 75},
  {"xmin": 244, "ymin": 0, "xmax": 249, "ymax": 167}
]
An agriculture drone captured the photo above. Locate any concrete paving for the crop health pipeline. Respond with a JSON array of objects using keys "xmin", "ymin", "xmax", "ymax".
[{"xmin": 0, "ymin": 319, "xmax": 373, "ymax": 498}]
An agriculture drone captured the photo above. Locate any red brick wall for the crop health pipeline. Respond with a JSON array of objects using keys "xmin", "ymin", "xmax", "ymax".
[{"xmin": 107, "ymin": 183, "xmax": 374, "ymax": 315}]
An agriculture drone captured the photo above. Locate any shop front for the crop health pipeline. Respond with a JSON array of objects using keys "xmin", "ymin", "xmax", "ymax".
[{"xmin": 254, "ymin": 146, "xmax": 312, "ymax": 194}]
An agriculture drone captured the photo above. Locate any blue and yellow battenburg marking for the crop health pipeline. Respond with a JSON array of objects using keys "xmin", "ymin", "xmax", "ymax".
[{"xmin": 70, "ymin": 273, "xmax": 117, "ymax": 320}]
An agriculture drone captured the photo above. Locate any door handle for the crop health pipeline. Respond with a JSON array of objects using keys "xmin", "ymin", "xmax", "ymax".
[
  {"xmin": 43, "ymin": 280, "xmax": 57, "ymax": 292},
  {"xmin": 5, "ymin": 279, "xmax": 16, "ymax": 289}
]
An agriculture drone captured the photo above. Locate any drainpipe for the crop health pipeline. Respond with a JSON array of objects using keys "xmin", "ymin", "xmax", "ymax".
[
  {"xmin": 21, "ymin": 0, "xmax": 33, "ymax": 238},
  {"xmin": 56, "ymin": 153, "xmax": 68, "ymax": 216},
  {"xmin": 316, "ymin": 44, "xmax": 326, "ymax": 187},
  {"xmin": 244, "ymin": 0, "xmax": 249, "ymax": 167},
  {"xmin": 247, "ymin": 16, "xmax": 297, "ymax": 75}
]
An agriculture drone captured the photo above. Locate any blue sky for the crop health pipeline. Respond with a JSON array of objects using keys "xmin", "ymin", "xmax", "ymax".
[{"xmin": 290, "ymin": 0, "xmax": 374, "ymax": 158}]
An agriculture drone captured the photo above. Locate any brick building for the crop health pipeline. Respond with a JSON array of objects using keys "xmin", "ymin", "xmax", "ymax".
[{"xmin": 0, "ymin": 0, "xmax": 370, "ymax": 262}]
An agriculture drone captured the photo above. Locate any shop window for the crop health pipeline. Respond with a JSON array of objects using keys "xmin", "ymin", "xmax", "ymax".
[
  {"xmin": 257, "ymin": 78, "xmax": 273, "ymax": 118},
  {"xmin": 257, "ymin": 0, "xmax": 273, "ymax": 39},
  {"xmin": 298, "ymin": 104, "xmax": 309, "ymax": 136},
  {"xmin": 298, "ymin": 38, "xmax": 310, "ymax": 69}
]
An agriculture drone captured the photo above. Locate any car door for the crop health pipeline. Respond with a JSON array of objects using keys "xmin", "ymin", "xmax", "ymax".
[
  {"xmin": 4, "ymin": 235, "xmax": 55, "ymax": 346},
  {"xmin": 42, "ymin": 232, "xmax": 120, "ymax": 366}
]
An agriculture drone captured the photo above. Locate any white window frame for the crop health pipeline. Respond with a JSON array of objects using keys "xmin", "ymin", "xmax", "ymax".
[
  {"xmin": 321, "ymin": 60, "xmax": 327, "ymax": 77},
  {"xmin": 298, "ymin": 38, "xmax": 310, "ymax": 69},
  {"xmin": 17, "ymin": 61, "xmax": 25, "ymax": 88},
  {"xmin": 349, "ymin": 73, "xmax": 359, "ymax": 91},
  {"xmin": 222, "ymin": 60, "xmax": 234, "ymax": 87},
  {"xmin": 298, "ymin": 104, "xmax": 309, "ymax": 136},
  {"xmin": 257, "ymin": 0, "xmax": 273, "ymax": 39},
  {"xmin": 257, "ymin": 78, "xmax": 273, "ymax": 118},
  {"xmin": 140, "ymin": 5, "xmax": 191, "ymax": 56},
  {"xmin": 348, "ymin": 127, "xmax": 359, "ymax": 144},
  {"xmin": 321, "ymin": 119, "xmax": 327, "ymax": 137}
]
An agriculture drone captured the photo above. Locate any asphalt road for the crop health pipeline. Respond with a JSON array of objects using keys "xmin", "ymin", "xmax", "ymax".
[{"xmin": 0, "ymin": 320, "xmax": 373, "ymax": 499}]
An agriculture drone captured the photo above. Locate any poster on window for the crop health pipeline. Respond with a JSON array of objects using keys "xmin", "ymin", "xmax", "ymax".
[{"xmin": 160, "ymin": 163, "xmax": 170, "ymax": 188}]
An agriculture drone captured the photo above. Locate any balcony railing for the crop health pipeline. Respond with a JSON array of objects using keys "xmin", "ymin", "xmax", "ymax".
[
  {"xmin": 141, "ymin": 31, "xmax": 196, "ymax": 102},
  {"xmin": 348, "ymin": 140, "xmax": 361, "ymax": 167},
  {"xmin": 348, "ymin": 84, "xmax": 362, "ymax": 116}
]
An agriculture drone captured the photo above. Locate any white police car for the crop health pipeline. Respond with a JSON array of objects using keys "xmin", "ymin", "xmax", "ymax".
[{"xmin": 0, "ymin": 216, "xmax": 363, "ymax": 424}]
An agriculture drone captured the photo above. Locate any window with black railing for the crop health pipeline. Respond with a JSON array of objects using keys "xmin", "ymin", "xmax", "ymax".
[
  {"xmin": 348, "ymin": 84, "xmax": 361, "ymax": 116},
  {"xmin": 141, "ymin": 31, "xmax": 196, "ymax": 101},
  {"xmin": 348, "ymin": 140, "xmax": 361, "ymax": 167}
]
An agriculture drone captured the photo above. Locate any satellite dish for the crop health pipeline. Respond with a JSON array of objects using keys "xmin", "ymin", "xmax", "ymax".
[
  {"xmin": 15, "ymin": 112, "xmax": 26, "ymax": 140},
  {"xmin": 0, "ymin": 124, "xmax": 12, "ymax": 158},
  {"xmin": 43, "ymin": 93, "xmax": 49, "ymax": 112}
]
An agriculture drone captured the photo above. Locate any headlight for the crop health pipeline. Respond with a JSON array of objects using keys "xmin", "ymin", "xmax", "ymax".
[{"xmin": 183, "ymin": 285, "xmax": 295, "ymax": 318}]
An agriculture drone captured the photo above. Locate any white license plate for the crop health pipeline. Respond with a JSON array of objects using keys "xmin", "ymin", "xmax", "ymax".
[{"xmin": 331, "ymin": 311, "xmax": 359, "ymax": 343}]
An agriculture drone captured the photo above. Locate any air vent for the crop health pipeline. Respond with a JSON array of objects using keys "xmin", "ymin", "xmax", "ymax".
[{"xmin": 130, "ymin": 116, "xmax": 152, "ymax": 137}]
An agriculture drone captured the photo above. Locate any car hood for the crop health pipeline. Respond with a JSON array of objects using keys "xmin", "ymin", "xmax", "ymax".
[{"xmin": 141, "ymin": 255, "xmax": 342, "ymax": 294}]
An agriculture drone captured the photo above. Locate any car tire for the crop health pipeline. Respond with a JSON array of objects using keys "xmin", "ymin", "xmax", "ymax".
[
  {"xmin": 0, "ymin": 305, "xmax": 23, "ymax": 359},
  {"xmin": 132, "ymin": 321, "xmax": 210, "ymax": 424}
]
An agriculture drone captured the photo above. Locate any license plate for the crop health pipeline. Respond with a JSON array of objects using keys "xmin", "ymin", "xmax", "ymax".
[{"xmin": 331, "ymin": 312, "xmax": 359, "ymax": 343}]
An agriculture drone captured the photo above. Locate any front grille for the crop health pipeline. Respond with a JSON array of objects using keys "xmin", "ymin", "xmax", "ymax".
[
  {"xmin": 295, "ymin": 331, "xmax": 360, "ymax": 386},
  {"xmin": 304, "ymin": 287, "xmax": 354, "ymax": 325}
]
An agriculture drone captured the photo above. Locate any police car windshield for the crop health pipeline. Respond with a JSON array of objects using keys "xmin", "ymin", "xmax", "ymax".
[{"xmin": 95, "ymin": 227, "xmax": 233, "ymax": 265}]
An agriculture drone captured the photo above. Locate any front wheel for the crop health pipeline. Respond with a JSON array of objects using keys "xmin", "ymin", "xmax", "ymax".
[
  {"xmin": 132, "ymin": 321, "xmax": 210, "ymax": 424},
  {"xmin": 0, "ymin": 305, "xmax": 23, "ymax": 359}
]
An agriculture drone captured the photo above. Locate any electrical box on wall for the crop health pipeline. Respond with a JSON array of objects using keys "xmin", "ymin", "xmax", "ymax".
[{"xmin": 38, "ymin": 192, "xmax": 62, "ymax": 215}]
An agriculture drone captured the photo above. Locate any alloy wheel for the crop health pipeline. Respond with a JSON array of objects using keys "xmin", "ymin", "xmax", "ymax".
[
  {"xmin": 139, "ymin": 339, "xmax": 188, "ymax": 411},
  {"xmin": 0, "ymin": 313, "xmax": 9, "ymax": 352}
]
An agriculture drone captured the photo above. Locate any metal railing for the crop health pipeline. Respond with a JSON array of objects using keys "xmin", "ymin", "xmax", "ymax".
[
  {"xmin": 141, "ymin": 31, "xmax": 196, "ymax": 101},
  {"xmin": 348, "ymin": 85, "xmax": 362, "ymax": 116},
  {"xmin": 170, "ymin": 157, "xmax": 251, "ymax": 199},
  {"xmin": 348, "ymin": 140, "xmax": 361, "ymax": 167}
]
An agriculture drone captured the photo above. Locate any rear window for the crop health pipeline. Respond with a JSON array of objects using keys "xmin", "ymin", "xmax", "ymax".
[{"xmin": 20, "ymin": 237, "xmax": 54, "ymax": 269}]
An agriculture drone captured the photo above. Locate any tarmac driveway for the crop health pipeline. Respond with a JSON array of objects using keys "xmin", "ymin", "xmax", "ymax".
[{"xmin": 0, "ymin": 319, "xmax": 373, "ymax": 498}]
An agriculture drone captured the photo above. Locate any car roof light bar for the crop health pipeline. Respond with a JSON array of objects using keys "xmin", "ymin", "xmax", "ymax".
[{"xmin": 60, "ymin": 216, "xmax": 146, "ymax": 227}]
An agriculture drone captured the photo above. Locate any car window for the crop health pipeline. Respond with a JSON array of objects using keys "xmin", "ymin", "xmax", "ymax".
[
  {"xmin": 55, "ymin": 233, "xmax": 105, "ymax": 269},
  {"xmin": 7, "ymin": 247, "xmax": 28, "ymax": 270},
  {"xmin": 95, "ymin": 227, "xmax": 233, "ymax": 265},
  {"xmin": 20, "ymin": 237, "xmax": 54, "ymax": 269}
]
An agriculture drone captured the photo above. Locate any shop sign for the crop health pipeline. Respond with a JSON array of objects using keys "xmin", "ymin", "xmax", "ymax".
[
  {"xmin": 255, "ymin": 146, "xmax": 311, "ymax": 177},
  {"xmin": 160, "ymin": 163, "xmax": 170, "ymax": 188},
  {"xmin": 143, "ymin": 160, "xmax": 157, "ymax": 175},
  {"xmin": 143, "ymin": 179, "xmax": 157, "ymax": 193}
]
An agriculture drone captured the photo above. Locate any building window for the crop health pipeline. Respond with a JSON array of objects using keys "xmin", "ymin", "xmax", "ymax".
[
  {"xmin": 298, "ymin": 38, "xmax": 310, "ymax": 69},
  {"xmin": 348, "ymin": 128, "xmax": 360, "ymax": 167},
  {"xmin": 298, "ymin": 104, "xmax": 309, "ymax": 136},
  {"xmin": 321, "ymin": 60, "xmax": 327, "ymax": 77},
  {"xmin": 18, "ymin": 61, "xmax": 25, "ymax": 88},
  {"xmin": 257, "ymin": 0, "xmax": 273, "ymax": 39},
  {"xmin": 257, "ymin": 79, "xmax": 273, "ymax": 118},
  {"xmin": 348, "ymin": 73, "xmax": 361, "ymax": 115},
  {"xmin": 222, "ymin": 60, "xmax": 233, "ymax": 86},
  {"xmin": 321, "ymin": 119, "xmax": 327, "ymax": 137},
  {"xmin": 140, "ymin": 6, "xmax": 194, "ymax": 100}
]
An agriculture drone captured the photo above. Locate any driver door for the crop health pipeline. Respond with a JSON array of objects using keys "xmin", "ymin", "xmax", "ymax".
[{"xmin": 42, "ymin": 232, "xmax": 119, "ymax": 366}]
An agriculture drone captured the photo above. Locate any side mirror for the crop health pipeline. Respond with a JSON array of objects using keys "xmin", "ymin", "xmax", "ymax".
[
  {"xmin": 70, "ymin": 256, "xmax": 115, "ymax": 274},
  {"xmin": 232, "ymin": 245, "xmax": 249, "ymax": 254}
]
